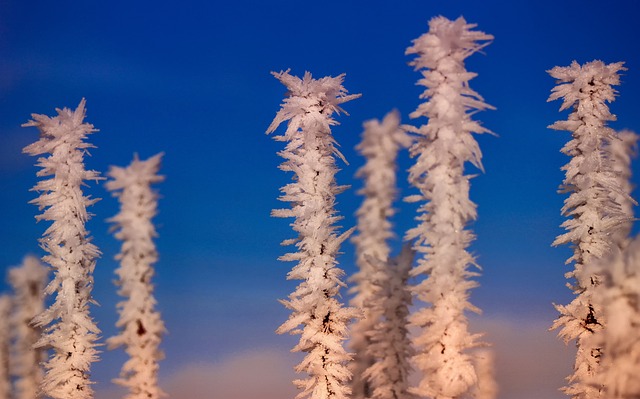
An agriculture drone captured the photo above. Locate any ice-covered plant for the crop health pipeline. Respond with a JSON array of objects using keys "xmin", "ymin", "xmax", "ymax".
[
  {"xmin": 548, "ymin": 60, "xmax": 630, "ymax": 399},
  {"xmin": 586, "ymin": 235, "xmax": 640, "ymax": 399},
  {"xmin": 8, "ymin": 255, "xmax": 48, "ymax": 399},
  {"xmin": 473, "ymin": 349, "xmax": 498, "ymax": 399},
  {"xmin": 22, "ymin": 99, "xmax": 101, "ymax": 399},
  {"xmin": 267, "ymin": 70, "xmax": 360, "ymax": 399},
  {"xmin": 0, "ymin": 295, "xmax": 10, "ymax": 399},
  {"xmin": 404, "ymin": 16, "xmax": 494, "ymax": 399},
  {"xmin": 608, "ymin": 129, "xmax": 638, "ymax": 247},
  {"xmin": 363, "ymin": 244, "xmax": 415, "ymax": 399},
  {"xmin": 349, "ymin": 110, "xmax": 412, "ymax": 399},
  {"xmin": 106, "ymin": 153, "xmax": 166, "ymax": 399}
]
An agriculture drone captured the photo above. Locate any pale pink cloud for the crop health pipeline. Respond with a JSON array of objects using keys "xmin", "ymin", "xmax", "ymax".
[
  {"xmin": 162, "ymin": 350, "xmax": 297, "ymax": 399},
  {"xmin": 95, "ymin": 317, "xmax": 573, "ymax": 399},
  {"xmin": 471, "ymin": 316, "xmax": 574, "ymax": 399}
]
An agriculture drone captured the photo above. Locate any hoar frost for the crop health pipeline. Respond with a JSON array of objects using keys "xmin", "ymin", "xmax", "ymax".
[
  {"xmin": 586, "ymin": 236, "xmax": 640, "ymax": 399},
  {"xmin": 106, "ymin": 153, "xmax": 166, "ymax": 399},
  {"xmin": 548, "ymin": 60, "xmax": 631, "ymax": 399},
  {"xmin": 608, "ymin": 129, "xmax": 638, "ymax": 246},
  {"xmin": 362, "ymin": 245, "xmax": 415, "ymax": 399},
  {"xmin": 22, "ymin": 99, "xmax": 101, "ymax": 399},
  {"xmin": 472, "ymin": 349, "xmax": 498, "ymax": 399},
  {"xmin": 267, "ymin": 70, "xmax": 360, "ymax": 399},
  {"xmin": 8, "ymin": 256, "xmax": 48, "ymax": 399},
  {"xmin": 405, "ymin": 16, "xmax": 493, "ymax": 399},
  {"xmin": 0, "ymin": 296, "xmax": 10, "ymax": 399},
  {"xmin": 350, "ymin": 110, "xmax": 414, "ymax": 399}
]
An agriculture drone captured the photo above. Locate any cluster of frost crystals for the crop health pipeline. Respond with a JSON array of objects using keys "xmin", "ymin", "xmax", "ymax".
[
  {"xmin": 362, "ymin": 244, "xmax": 415, "ymax": 399},
  {"xmin": 349, "ymin": 110, "xmax": 412, "ymax": 399},
  {"xmin": 585, "ymin": 236, "xmax": 640, "ymax": 399},
  {"xmin": 548, "ymin": 60, "xmax": 631, "ymax": 399},
  {"xmin": 105, "ymin": 153, "xmax": 166, "ymax": 399},
  {"xmin": 608, "ymin": 130, "xmax": 638, "ymax": 246},
  {"xmin": 472, "ymin": 349, "xmax": 498, "ymax": 399},
  {"xmin": 8, "ymin": 256, "xmax": 48, "ymax": 399},
  {"xmin": 0, "ymin": 295, "xmax": 10, "ymax": 399},
  {"xmin": 22, "ymin": 99, "xmax": 101, "ymax": 399},
  {"xmin": 404, "ymin": 16, "xmax": 494, "ymax": 399},
  {"xmin": 267, "ymin": 70, "xmax": 361, "ymax": 399}
]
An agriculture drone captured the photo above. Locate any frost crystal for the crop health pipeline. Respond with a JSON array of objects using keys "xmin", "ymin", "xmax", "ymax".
[
  {"xmin": 405, "ymin": 16, "xmax": 493, "ymax": 399},
  {"xmin": 23, "ymin": 99, "xmax": 101, "ymax": 399},
  {"xmin": 608, "ymin": 129, "xmax": 638, "ymax": 247},
  {"xmin": 362, "ymin": 245, "xmax": 415, "ymax": 399},
  {"xmin": 349, "ymin": 110, "xmax": 413, "ymax": 399},
  {"xmin": 268, "ymin": 70, "xmax": 360, "ymax": 399},
  {"xmin": 106, "ymin": 153, "xmax": 166, "ymax": 399},
  {"xmin": 8, "ymin": 255, "xmax": 48, "ymax": 399},
  {"xmin": 548, "ymin": 60, "xmax": 630, "ymax": 399},
  {"xmin": 473, "ymin": 349, "xmax": 498, "ymax": 399},
  {"xmin": 586, "ymin": 236, "xmax": 640, "ymax": 399},
  {"xmin": 0, "ymin": 296, "xmax": 10, "ymax": 399}
]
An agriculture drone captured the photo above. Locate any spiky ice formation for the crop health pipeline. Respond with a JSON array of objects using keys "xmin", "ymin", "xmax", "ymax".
[
  {"xmin": 405, "ymin": 16, "xmax": 493, "ymax": 399},
  {"xmin": 106, "ymin": 153, "xmax": 166, "ymax": 399},
  {"xmin": 268, "ymin": 70, "xmax": 360, "ymax": 399},
  {"xmin": 23, "ymin": 99, "xmax": 101, "ymax": 399}
]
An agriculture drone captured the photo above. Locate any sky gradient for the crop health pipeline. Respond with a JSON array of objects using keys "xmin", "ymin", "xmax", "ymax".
[{"xmin": 1, "ymin": 1, "xmax": 640, "ymax": 399}]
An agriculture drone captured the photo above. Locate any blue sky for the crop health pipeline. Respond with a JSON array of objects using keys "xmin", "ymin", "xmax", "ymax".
[{"xmin": 1, "ymin": 1, "xmax": 639, "ymax": 399}]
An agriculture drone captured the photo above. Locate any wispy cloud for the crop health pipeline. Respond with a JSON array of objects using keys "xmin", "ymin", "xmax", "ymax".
[
  {"xmin": 471, "ymin": 316, "xmax": 573, "ymax": 399},
  {"xmin": 125, "ymin": 349, "xmax": 298, "ymax": 399},
  {"xmin": 163, "ymin": 350, "xmax": 297, "ymax": 399}
]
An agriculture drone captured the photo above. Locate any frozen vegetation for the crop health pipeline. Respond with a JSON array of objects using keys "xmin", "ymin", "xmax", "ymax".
[
  {"xmin": 472, "ymin": 349, "xmax": 498, "ymax": 399},
  {"xmin": 548, "ymin": 60, "xmax": 632, "ymax": 399},
  {"xmin": 0, "ymin": 11, "xmax": 639, "ymax": 399},
  {"xmin": 0, "ymin": 296, "xmax": 10, "ymax": 399},
  {"xmin": 106, "ymin": 153, "xmax": 166, "ymax": 399},
  {"xmin": 588, "ymin": 235, "xmax": 640, "ymax": 399},
  {"xmin": 608, "ymin": 129, "xmax": 639, "ymax": 245},
  {"xmin": 8, "ymin": 256, "xmax": 48, "ymax": 399},
  {"xmin": 267, "ymin": 70, "xmax": 361, "ymax": 399},
  {"xmin": 404, "ymin": 16, "xmax": 494, "ymax": 399},
  {"xmin": 361, "ymin": 245, "xmax": 415, "ymax": 399},
  {"xmin": 23, "ymin": 99, "xmax": 101, "ymax": 399},
  {"xmin": 350, "ymin": 110, "xmax": 414, "ymax": 399}
]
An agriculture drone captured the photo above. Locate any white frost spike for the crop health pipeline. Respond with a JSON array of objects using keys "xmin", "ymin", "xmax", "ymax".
[
  {"xmin": 548, "ymin": 60, "xmax": 630, "ymax": 399},
  {"xmin": 349, "ymin": 110, "xmax": 412, "ymax": 399},
  {"xmin": 0, "ymin": 296, "xmax": 10, "ymax": 399},
  {"xmin": 268, "ymin": 70, "xmax": 360, "ymax": 399},
  {"xmin": 608, "ymin": 129, "xmax": 638, "ymax": 246},
  {"xmin": 106, "ymin": 153, "xmax": 166, "ymax": 399},
  {"xmin": 473, "ymin": 349, "xmax": 498, "ymax": 399},
  {"xmin": 8, "ymin": 255, "xmax": 48, "ymax": 399},
  {"xmin": 363, "ymin": 244, "xmax": 416, "ymax": 399},
  {"xmin": 22, "ymin": 99, "xmax": 101, "ymax": 399},
  {"xmin": 586, "ymin": 236, "xmax": 640, "ymax": 399},
  {"xmin": 405, "ymin": 16, "xmax": 493, "ymax": 399}
]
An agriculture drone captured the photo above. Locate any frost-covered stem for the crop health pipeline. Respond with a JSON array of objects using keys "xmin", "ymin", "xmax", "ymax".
[
  {"xmin": 267, "ymin": 70, "xmax": 360, "ymax": 399},
  {"xmin": 0, "ymin": 296, "xmax": 11, "ymax": 399},
  {"xmin": 22, "ymin": 99, "xmax": 101, "ymax": 399},
  {"xmin": 609, "ymin": 129, "xmax": 638, "ymax": 247},
  {"xmin": 105, "ymin": 153, "xmax": 166, "ymax": 399},
  {"xmin": 586, "ymin": 236, "xmax": 640, "ymax": 399},
  {"xmin": 405, "ymin": 16, "xmax": 493, "ymax": 399},
  {"xmin": 473, "ymin": 349, "xmax": 498, "ymax": 399},
  {"xmin": 548, "ymin": 60, "xmax": 630, "ymax": 399},
  {"xmin": 350, "ymin": 110, "xmax": 411, "ymax": 399},
  {"xmin": 8, "ymin": 256, "xmax": 48, "ymax": 399},
  {"xmin": 363, "ymin": 245, "xmax": 415, "ymax": 399}
]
